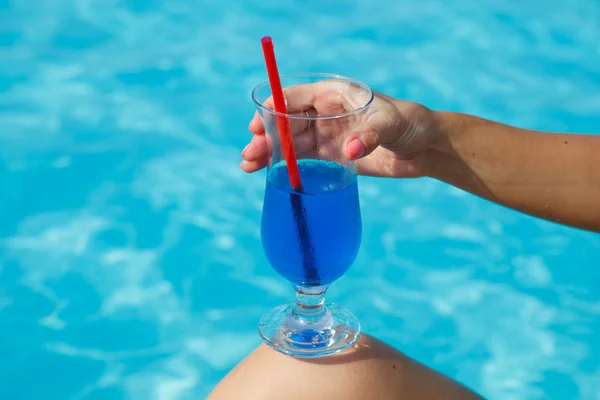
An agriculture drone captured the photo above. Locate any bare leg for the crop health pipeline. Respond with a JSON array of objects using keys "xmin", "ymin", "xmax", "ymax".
[{"xmin": 208, "ymin": 333, "xmax": 485, "ymax": 400}]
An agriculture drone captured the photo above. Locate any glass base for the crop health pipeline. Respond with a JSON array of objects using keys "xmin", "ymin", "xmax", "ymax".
[{"xmin": 258, "ymin": 303, "xmax": 361, "ymax": 358}]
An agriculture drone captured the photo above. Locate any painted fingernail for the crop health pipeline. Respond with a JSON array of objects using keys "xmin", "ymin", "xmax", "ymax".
[{"xmin": 347, "ymin": 138, "xmax": 365, "ymax": 160}]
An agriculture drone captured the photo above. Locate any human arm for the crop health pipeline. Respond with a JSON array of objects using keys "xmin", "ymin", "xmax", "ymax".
[
  {"xmin": 242, "ymin": 81, "xmax": 600, "ymax": 233},
  {"xmin": 424, "ymin": 111, "xmax": 600, "ymax": 232}
]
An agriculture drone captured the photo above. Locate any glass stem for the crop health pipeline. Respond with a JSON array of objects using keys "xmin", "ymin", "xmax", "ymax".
[{"xmin": 293, "ymin": 285, "xmax": 328, "ymax": 324}]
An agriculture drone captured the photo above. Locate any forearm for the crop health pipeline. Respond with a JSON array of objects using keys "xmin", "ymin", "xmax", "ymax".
[{"xmin": 424, "ymin": 111, "xmax": 600, "ymax": 232}]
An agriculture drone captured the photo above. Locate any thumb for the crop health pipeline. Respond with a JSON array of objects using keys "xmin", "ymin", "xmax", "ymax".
[
  {"xmin": 345, "ymin": 105, "xmax": 400, "ymax": 160},
  {"xmin": 344, "ymin": 125, "xmax": 381, "ymax": 160}
]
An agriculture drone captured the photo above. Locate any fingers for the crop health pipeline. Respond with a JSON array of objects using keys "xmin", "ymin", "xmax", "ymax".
[
  {"xmin": 251, "ymin": 84, "xmax": 316, "ymax": 139},
  {"xmin": 243, "ymin": 111, "xmax": 317, "ymax": 174},
  {"xmin": 278, "ymin": 79, "xmax": 365, "ymax": 112},
  {"xmin": 240, "ymin": 159, "xmax": 268, "ymax": 173},
  {"xmin": 313, "ymin": 89, "xmax": 356, "ymax": 145},
  {"xmin": 313, "ymin": 89, "xmax": 349, "ymax": 116},
  {"xmin": 248, "ymin": 112, "xmax": 265, "ymax": 135},
  {"xmin": 261, "ymin": 82, "xmax": 322, "ymax": 113},
  {"xmin": 242, "ymin": 126, "xmax": 315, "ymax": 159},
  {"xmin": 252, "ymin": 80, "xmax": 345, "ymax": 136},
  {"xmin": 249, "ymin": 80, "xmax": 356, "ymax": 138},
  {"xmin": 244, "ymin": 79, "xmax": 373, "ymax": 172},
  {"xmin": 241, "ymin": 134, "xmax": 270, "ymax": 173},
  {"xmin": 243, "ymin": 134, "xmax": 270, "ymax": 162},
  {"xmin": 292, "ymin": 128, "xmax": 317, "ymax": 154},
  {"xmin": 248, "ymin": 109, "xmax": 315, "ymax": 140}
]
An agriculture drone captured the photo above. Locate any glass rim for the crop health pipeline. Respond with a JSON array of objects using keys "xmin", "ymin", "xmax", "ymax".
[{"xmin": 251, "ymin": 72, "xmax": 374, "ymax": 120}]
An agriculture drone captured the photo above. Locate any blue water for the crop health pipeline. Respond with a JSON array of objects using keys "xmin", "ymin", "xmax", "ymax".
[
  {"xmin": 1, "ymin": 0, "xmax": 600, "ymax": 399},
  {"xmin": 262, "ymin": 160, "xmax": 361, "ymax": 286}
]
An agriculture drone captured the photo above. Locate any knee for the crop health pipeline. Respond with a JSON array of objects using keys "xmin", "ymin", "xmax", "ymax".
[{"xmin": 208, "ymin": 333, "xmax": 484, "ymax": 400}]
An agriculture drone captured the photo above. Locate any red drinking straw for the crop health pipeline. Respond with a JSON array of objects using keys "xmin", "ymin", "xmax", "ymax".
[
  {"xmin": 260, "ymin": 37, "xmax": 319, "ymax": 285},
  {"xmin": 260, "ymin": 36, "xmax": 303, "ymax": 191}
]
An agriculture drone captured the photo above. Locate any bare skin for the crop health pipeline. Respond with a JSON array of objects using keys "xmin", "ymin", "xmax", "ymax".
[
  {"xmin": 242, "ymin": 82, "xmax": 600, "ymax": 232},
  {"xmin": 426, "ymin": 112, "xmax": 600, "ymax": 232},
  {"xmin": 208, "ymin": 333, "xmax": 484, "ymax": 400}
]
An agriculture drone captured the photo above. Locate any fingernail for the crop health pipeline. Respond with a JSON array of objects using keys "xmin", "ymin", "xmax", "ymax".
[
  {"xmin": 248, "ymin": 119, "xmax": 254, "ymax": 131},
  {"xmin": 242, "ymin": 143, "xmax": 250, "ymax": 155},
  {"xmin": 347, "ymin": 138, "xmax": 365, "ymax": 160}
]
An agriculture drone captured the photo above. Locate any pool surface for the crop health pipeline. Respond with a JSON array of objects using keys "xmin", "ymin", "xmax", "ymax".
[{"xmin": 1, "ymin": 0, "xmax": 600, "ymax": 399}]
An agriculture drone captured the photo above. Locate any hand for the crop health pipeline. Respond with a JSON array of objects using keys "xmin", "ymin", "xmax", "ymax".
[{"xmin": 241, "ymin": 81, "xmax": 440, "ymax": 178}]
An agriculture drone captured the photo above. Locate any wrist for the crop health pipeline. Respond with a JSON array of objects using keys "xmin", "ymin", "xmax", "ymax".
[{"xmin": 420, "ymin": 110, "xmax": 463, "ymax": 179}]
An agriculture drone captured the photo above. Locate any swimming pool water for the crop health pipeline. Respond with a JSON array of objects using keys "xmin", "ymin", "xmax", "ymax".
[{"xmin": 1, "ymin": 0, "xmax": 600, "ymax": 398}]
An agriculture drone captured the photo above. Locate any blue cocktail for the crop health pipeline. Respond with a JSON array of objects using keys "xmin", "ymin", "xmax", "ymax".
[
  {"xmin": 262, "ymin": 159, "xmax": 361, "ymax": 287},
  {"xmin": 252, "ymin": 73, "xmax": 373, "ymax": 357}
]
